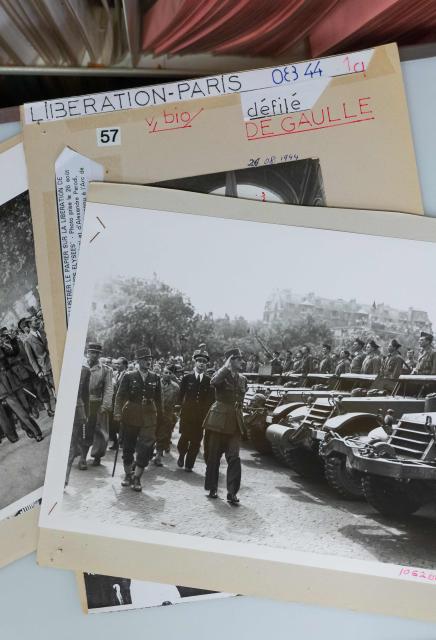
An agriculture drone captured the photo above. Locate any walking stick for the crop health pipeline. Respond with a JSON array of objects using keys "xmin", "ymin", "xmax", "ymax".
[{"xmin": 112, "ymin": 422, "xmax": 123, "ymax": 477}]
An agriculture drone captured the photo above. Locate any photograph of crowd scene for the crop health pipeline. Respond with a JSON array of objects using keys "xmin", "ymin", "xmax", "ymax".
[
  {"xmin": 0, "ymin": 190, "xmax": 54, "ymax": 513},
  {"xmin": 59, "ymin": 208, "xmax": 436, "ymax": 569}
]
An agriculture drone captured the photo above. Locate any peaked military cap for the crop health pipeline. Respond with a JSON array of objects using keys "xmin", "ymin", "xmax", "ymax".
[
  {"xmin": 368, "ymin": 339, "xmax": 380, "ymax": 350},
  {"xmin": 136, "ymin": 346, "xmax": 152, "ymax": 360},
  {"xmin": 87, "ymin": 342, "xmax": 103, "ymax": 353},
  {"xmin": 224, "ymin": 347, "xmax": 244, "ymax": 359},
  {"xmin": 390, "ymin": 339, "xmax": 401, "ymax": 350},
  {"xmin": 420, "ymin": 331, "xmax": 434, "ymax": 342},
  {"xmin": 193, "ymin": 349, "xmax": 209, "ymax": 362}
]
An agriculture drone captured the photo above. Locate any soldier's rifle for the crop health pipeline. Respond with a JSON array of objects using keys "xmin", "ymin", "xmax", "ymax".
[{"xmin": 253, "ymin": 332, "xmax": 274, "ymax": 360}]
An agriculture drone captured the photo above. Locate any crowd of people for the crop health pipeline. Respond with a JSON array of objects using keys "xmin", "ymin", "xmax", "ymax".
[
  {"xmin": 66, "ymin": 330, "xmax": 436, "ymax": 505},
  {"xmin": 0, "ymin": 311, "xmax": 55, "ymax": 445},
  {"xmin": 252, "ymin": 333, "xmax": 436, "ymax": 378}
]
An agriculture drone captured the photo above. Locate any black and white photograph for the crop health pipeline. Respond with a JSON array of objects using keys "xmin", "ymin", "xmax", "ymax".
[
  {"xmin": 83, "ymin": 572, "xmax": 233, "ymax": 613},
  {"xmin": 39, "ymin": 189, "xmax": 436, "ymax": 613},
  {"xmin": 0, "ymin": 143, "xmax": 55, "ymax": 520},
  {"xmin": 154, "ymin": 157, "xmax": 326, "ymax": 207}
]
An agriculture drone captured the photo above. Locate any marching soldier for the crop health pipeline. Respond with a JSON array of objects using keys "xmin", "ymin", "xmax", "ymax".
[
  {"xmin": 66, "ymin": 363, "xmax": 90, "ymax": 485},
  {"xmin": 361, "ymin": 340, "xmax": 382, "ymax": 375},
  {"xmin": 350, "ymin": 338, "xmax": 365, "ymax": 373},
  {"xmin": 414, "ymin": 331, "xmax": 436, "ymax": 374},
  {"xmin": 177, "ymin": 349, "xmax": 213, "ymax": 472},
  {"xmin": 204, "ymin": 347, "xmax": 247, "ymax": 505},
  {"xmin": 24, "ymin": 316, "xmax": 55, "ymax": 417},
  {"xmin": 319, "ymin": 343, "xmax": 334, "ymax": 373},
  {"xmin": 78, "ymin": 343, "xmax": 113, "ymax": 469},
  {"xmin": 334, "ymin": 349, "xmax": 351, "ymax": 376},
  {"xmin": 114, "ymin": 346, "xmax": 162, "ymax": 492},
  {"xmin": 155, "ymin": 366, "xmax": 180, "ymax": 466}
]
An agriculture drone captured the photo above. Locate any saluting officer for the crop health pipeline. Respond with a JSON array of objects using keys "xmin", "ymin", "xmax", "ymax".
[
  {"xmin": 114, "ymin": 346, "xmax": 162, "ymax": 492},
  {"xmin": 319, "ymin": 343, "xmax": 334, "ymax": 373},
  {"xmin": 350, "ymin": 338, "xmax": 365, "ymax": 373},
  {"xmin": 177, "ymin": 349, "xmax": 214, "ymax": 472},
  {"xmin": 203, "ymin": 347, "xmax": 247, "ymax": 505},
  {"xmin": 414, "ymin": 331, "xmax": 436, "ymax": 374},
  {"xmin": 361, "ymin": 340, "xmax": 382, "ymax": 374}
]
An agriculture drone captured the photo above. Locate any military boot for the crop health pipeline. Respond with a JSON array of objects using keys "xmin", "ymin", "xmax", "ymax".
[
  {"xmin": 121, "ymin": 464, "xmax": 133, "ymax": 487},
  {"xmin": 131, "ymin": 466, "xmax": 144, "ymax": 492}
]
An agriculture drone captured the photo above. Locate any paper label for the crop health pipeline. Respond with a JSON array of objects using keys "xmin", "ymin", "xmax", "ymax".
[
  {"xmin": 24, "ymin": 49, "xmax": 374, "ymax": 124},
  {"xmin": 55, "ymin": 148, "xmax": 104, "ymax": 319},
  {"xmin": 96, "ymin": 127, "xmax": 121, "ymax": 146}
]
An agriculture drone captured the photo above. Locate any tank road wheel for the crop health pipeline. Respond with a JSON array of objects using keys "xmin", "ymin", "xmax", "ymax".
[
  {"xmin": 282, "ymin": 447, "xmax": 324, "ymax": 478},
  {"xmin": 362, "ymin": 475, "xmax": 424, "ymax": 518},
  {"xmin": 248, "ymin": 427, "xmax": 272, "ymax": 455},
  {"xmin": 324, "ymin": 454, "xmax": 363, "ymax": 500}
]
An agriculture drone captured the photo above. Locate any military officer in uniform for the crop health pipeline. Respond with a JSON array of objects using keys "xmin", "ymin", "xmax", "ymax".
[
  {"xmin": 79, "ymin": 343, "xmax": 113, "ymax": 469},
  {"xmin": 66, "ymin": 363, "xmax": 90, "ymax": 484},
  {"xmin": 114, "ymin": 346, "xmax": 162, "ymax": 492},
  {"xmin": 177, "ymin": 349, "xmax": 213, "ymax": 471},
  {"xmin": 350, "ymin": 338, "xmax": 365, "ymax": 373},
  {"xmin": 270, "ymin": 351, "xmax": 283, "ymax": 375},
  {"xmin": 203, "ymin": 347, "xmax": 247, "ymax": 505},
  {"xmin": 109, "ymin": 356, "xmax": 128, "ymax": 450},
  {"xmin": 319, "ymin": 343, "xmax": 334, "ymax": 373},
  {"xmin": 361, "ymin": 340, "xmax": 382, "ymax": 374},
  {"xmin": 414, "ymin": 331, "xmax": 436, "ymax": 374},
  {"xmin": 300, "ymin": 345, "xmax": 313, "ymax": 375}
]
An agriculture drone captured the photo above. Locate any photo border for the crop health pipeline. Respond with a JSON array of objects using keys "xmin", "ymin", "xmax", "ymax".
[{"xmin": 38, "ymin": 183, "xmax": 436, "ymax": 621}]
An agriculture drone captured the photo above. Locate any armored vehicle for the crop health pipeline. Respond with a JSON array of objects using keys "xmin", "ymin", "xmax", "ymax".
[
  {"xmin": 266, "ymin": 374, "xmax": 436, "ymax": 480},
  {"xmin": 350, "ymin": 407, "xmax": 436, "ymax": 517}
]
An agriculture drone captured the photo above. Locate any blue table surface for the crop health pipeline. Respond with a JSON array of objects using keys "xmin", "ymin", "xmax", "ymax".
[{"xmin": 0, "ymin": 554, "xmax": 435, "ymax": 638}]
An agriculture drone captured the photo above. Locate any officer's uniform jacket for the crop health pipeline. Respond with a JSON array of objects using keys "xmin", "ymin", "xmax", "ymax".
[
  {"xmin": 203, "ymin": 366, "xmax": 247, "ymax": 436},
  {"xmin": 114, "ymin": 369, "xmax": 162, "ymax": 430},
  {"xmin": 319, "ymin": 355, "xmax": 334, "ymax": 374},
  {"xmin": 24, "ymin": 330, "xmax": 52, "ymax": 377},
  {"xmin": 361, "ymin": 353, "xmax": 382, "ymax": 375},
  {"xmin": 89, "ymin": 363, "xmax": 113, "ymax": 411},
  {"xmin": 179, "ymin": 372, "xmax": 213, "ymax": 435},
  {"xmin": 380, "ymin": 353, "xmax": 404, "ymax": 379},
  {"xmin": 335, "ymin": 358, "xmax": 351, "ymax": 376},
  {"xmin": 416, "ymin": 348, "xmax": 436, "ymax": 375},
  {"xmin": 350, "ymin": 350, "xmax": 365, "ymax": 373}
]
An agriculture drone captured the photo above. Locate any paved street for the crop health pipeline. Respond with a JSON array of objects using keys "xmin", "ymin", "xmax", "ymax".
[
  {"xmin": 0, "ymin": 413, "xmax": 52, "ymax": 510},
  {"xmin": 64, "ymin": 433, "xmax": 436, "ymax": 568}
]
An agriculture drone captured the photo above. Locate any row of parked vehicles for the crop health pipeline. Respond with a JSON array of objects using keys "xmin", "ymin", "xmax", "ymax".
[{"xmin": 242, "ymin": 371, "xmax": 436, "ymax": 518}]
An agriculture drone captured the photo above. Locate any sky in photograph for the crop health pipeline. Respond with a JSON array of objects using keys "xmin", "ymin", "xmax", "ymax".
[{"xmin": 87, "ymin": 204, "xmax": 436, "ymax": 328}]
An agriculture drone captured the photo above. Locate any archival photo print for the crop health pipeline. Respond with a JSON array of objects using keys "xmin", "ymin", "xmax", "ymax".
[
  {"xmin": 58, "ymin": 204, "xmax": 436, "ymax": 576},
  {"xmin": 0, "ymin": 189, "xmax": 55, "ymax": 517},
  {"xmin": 83, "ymin": 572, "xmax": 233, "ymax": 613}
]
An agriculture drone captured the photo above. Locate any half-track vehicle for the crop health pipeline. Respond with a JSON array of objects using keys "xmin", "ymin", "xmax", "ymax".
[
  {"xmin": 347, "ymin": 403, "xmax": 436, "ymax": 517},
  {"xmin": 266, "ymin": 374, "xmax": 436, "ymax": 480}
]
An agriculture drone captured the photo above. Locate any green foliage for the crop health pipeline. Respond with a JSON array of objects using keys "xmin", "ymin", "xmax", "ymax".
[{"xmin": 88, "ymin": 276, "xmax": 333, "ymax": 361}]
